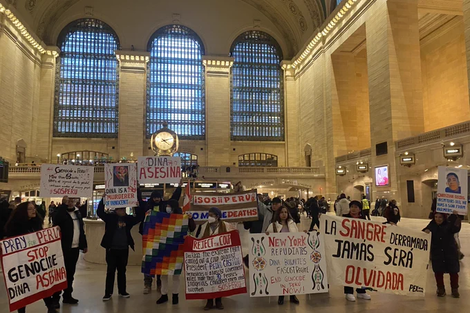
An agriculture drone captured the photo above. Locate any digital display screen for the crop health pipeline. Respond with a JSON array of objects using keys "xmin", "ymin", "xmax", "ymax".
[{"xmin": 375, "ymin": 166, "xmax": 389, "ymax": 186}]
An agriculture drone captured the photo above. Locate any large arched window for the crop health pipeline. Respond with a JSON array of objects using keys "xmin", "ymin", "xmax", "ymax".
[
  {"xmin": 54, "ymin": 19, "xmax": 120, "ymax": 137},
  {"xmin": 147, "ymin": 25, "xmax": 205, "ymax": 139},
  {"xmin": 230, "ymin": 31, "xmax": 284, "ymax": 141}
]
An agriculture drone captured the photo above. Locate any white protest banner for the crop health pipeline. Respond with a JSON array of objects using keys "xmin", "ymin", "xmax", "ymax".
[
  {"xmin": 40, "ymin": 164, "xmax": 94, "ymax": 198},
  {"xmin": 0, "ymin": 227, "xmax": 67, "ymax": 312},
  {"xmin": 188, "ymin": 190, "xmax": 259, "ymax": 224},
  {"xmin": 320, "ymin": 215, "xmax": 431, "ymax": 296},
  {"xmin": 138, "ymin": 156, "xmax": 181, "ymax": 184},
  {"xmin": 104, "ymin": 163, "xmax": 138, "ymax": 209},
  {"xmin": 183, "ymin": 231, "xmax": 247, "ymax": 300},
  {"xmin": 436, "ymin": 166, "xmax": 468, "ymax": 215},
  {"xmin": 249, "ymin": 232, "xmax": 328, "ymax": 297}
]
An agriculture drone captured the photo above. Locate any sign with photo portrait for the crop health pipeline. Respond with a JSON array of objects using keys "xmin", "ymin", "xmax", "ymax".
[
  {"xmin": 436, "ymin": 166, "xmax": 468, "ymax": 215},
  {"xmin": 104, "ymin": 163, "xmax": 138, "ymax": 209}
]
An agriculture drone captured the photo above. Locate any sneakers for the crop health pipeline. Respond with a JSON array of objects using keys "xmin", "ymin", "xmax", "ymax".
[
  {"xmin": 204, "ymin": 300, "xmax": 214, "ymax": 311},
  {"xmin": 437, "ymin": 287, "xmax": 446, "ymax": 297},
  {"xmin": 143, "ymin": 285, "xmax": 151, "ymax": 294},
  {"xmin": 156, "ymin": 295, "xmax": 168, "ymax": 304},
  {"xmin": 452, "ymin": 288, "xmax": 460, "ymax": 298},
  {"xmin": 172, "ymin": 294, "xmax": 179, "ymax": 305},
  {"xmin": 102, "ymin": 294, "xmax": 112, "ymax": 301},
  {"xmin": 345, "ymin": 294, "xmax": 356, "ymax": 302},
  {"xmin": 119, "ymin": 292, "xmax": 130, "ymax": 298},
  {"xmin": 357, "ymin": 293, "xmax": 371, "ymax": 300},
  {"xmin": 62, "ymin": 297, "xmax": 79, "ymax": 304}
]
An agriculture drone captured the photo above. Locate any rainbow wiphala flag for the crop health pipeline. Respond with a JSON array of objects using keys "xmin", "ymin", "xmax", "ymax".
[{"xmin": 141, "ymin": 211, "xmax": 189, "ymax": 276}]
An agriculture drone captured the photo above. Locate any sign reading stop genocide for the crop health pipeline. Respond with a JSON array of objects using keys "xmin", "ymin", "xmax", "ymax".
[{"xmin": 138, "ymin": 156, "xmax": 181, "ymax": 184}]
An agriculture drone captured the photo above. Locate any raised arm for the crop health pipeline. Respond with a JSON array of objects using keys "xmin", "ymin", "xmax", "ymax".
[{"xmin": 96, "ymin": 198, "xmax": 109, "ymax": 222}]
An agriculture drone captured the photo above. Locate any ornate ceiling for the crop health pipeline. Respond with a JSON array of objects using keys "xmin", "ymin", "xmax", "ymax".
[{"xmin": 3, "ymin": 0, "xmax": 338, "ymax": 57}]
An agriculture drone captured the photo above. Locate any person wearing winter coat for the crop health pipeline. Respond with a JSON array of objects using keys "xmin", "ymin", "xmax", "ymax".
[
  {"xmin": 343, "ymin": 201, "xmax": 372, "ymax": 302},
  {"xmin": 335, "ymin": 194, "xmax": 350, "ymax": 217},
  {"xmin": 196, "ymin": 207, "xmax": 234, "ymax": 310},
  {"xmin": 383, "ymin": 200, "xmax": 400, "ymax": 225},
  {"xmin": 97, "ymin": 198, "xmax": 145, "ymax": 301},
  {"xmin": 157, "ymin": 199, "xmax": 196, "ymax": 305},
  {"xmin": 265, "ymin": 206, "xmax": 300, "ymax": 305},
  {"xmin": 308, "ymin": 196, "xmax": 321, "ymax": 231},
  {"xmin": 4, "ymin": 202, "xmax": 56, "ymax": 313},
  {"xmin": 423, "ymin": 212, "xmax": 461, "ymax": 298}
]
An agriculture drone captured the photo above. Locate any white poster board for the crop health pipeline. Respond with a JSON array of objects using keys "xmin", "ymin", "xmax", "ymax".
[
  {"xmin": 104, "ymin": 163, "xmax": 138, "ymax": 209},
  {"xmin": 138, "ymin": 156, "xmax": 181, "ymax": 184},
  {"xmin": 40, "ymin": 164, "xmax": 94, "ymax": 198},
  {"xmin": 436, "ymin": 166, "xmax": 468, "ymax": 215},
  {"xmin": 320, "ymin": 215, "xmax": 431, "ymax": 296},
  {"xmin": 249, "ymin": 232, "xmax": 328, "ymax": 297}
]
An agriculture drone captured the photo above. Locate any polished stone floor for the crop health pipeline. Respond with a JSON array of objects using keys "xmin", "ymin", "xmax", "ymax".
[{"xmin": 1, "ymin": 215, "xmax": 469, "ymax": 313}]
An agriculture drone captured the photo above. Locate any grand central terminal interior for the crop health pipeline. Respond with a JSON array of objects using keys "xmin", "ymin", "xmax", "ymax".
[{"xmin": 1, "ymin": 0, "xmax": 470, "ymax": 312}]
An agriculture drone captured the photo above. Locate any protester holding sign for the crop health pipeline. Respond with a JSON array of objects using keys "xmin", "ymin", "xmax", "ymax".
[
  {"xmin": 138, "ymin": 185, "xmax": 182, "ymax": 294},
  {"xmin": 196, "ymin": 207, "xmax": 234, "ymax": 310},
  {"xmin": 97, "ymin": 197, "xmax": 145, "ymax": 301},
  {"xmin": 342, "ymin": 200, "xmax": 372, "ymax": 302},
  {"xmin": 423, "ymin": 212, "xmax": 461, "ymax": 298},
  {"xmin": 157, "ymin": 199, "xmax": 196, "ymax": 305},
  {"xmin": 52, "ymin": 197, "xmax": 88, "ymax": 306},
  {"xmin": 4, "ymin": 202, "xmax": 57, "ymax": 313},
  {"xmin": 265, "ymin": 206, "xmax": 300, "ymax": 305}
]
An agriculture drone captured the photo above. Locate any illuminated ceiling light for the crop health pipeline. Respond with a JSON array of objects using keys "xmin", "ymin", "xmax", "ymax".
[
  {"xmin": 404, "ymin": 152, "xmax": 409, "ymax": 155},
  {"xmin": 450, "ymin": 142, "xmax": 455, "ymax": 146}
]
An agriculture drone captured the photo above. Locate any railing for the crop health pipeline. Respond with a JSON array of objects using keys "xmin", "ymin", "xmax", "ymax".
[
  {"xmin": 396, "ymin": 121, "xmax": 470, "ymax": 149},
  {"xmin": 10, "ymin": 164, "xmax": 323, "ymax": 176},
  {"xmin": 335, "ymin": 148, "xmax": 371, "ymax": 164}
]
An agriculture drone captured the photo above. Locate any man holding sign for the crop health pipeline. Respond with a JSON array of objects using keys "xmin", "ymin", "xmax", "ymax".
[{"xmin": 2, "ymin": 202, "xmax": 66, "ymax": 313}]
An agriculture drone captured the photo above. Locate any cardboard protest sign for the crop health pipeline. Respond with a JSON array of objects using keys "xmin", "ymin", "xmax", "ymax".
[
  {"xmin": 320, "ymin": 215, "xmax": 431, "ymax": 296},
  {"xmin": 249, "ymin": 232, "xmax": 328, "ymax": 297},
  {"xmin": 104, "ymin": 163, "xmax": 138, "ymax": 209},
  {"xmin": 184, "ymin": 231, "xmax": 246, "ymax": 300},
  {"xmin": 0, "ymin": 227, "xmax": 67, "ymax": 312},
  {"xmin": 40, "ymin": 164, "xmax": 94, "ymax": 198},
  {"xmin": 142, "ymin": 212, "xmax": 189, "ymax": 275},
  {"xmin": 138, "ymin": 156, "xmax": 181, "ymax": 184},
  {"xmin": 188, "ymin": 190, "xmax": 259, "ymax": 223},
  {"xmin": 436, "ymin": 166, "xmax": 468, "ymax": 215}
]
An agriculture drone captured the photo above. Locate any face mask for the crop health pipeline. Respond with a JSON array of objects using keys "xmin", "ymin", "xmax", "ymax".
[
  {"xmin": 208, "ymin": 216, "xmax": 216, "ymax": 224},
  {"xmin": 166, "ymin": 207, "xmax": 172, "ymax": 214}
]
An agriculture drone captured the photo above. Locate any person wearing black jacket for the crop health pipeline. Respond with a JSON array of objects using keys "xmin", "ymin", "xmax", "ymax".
[
  {"xmin": 137, "ymin": 186, "xmax": 182, "ymax": 294},
  {"xmin": 308, "ymin": 196, "xmax": 321, "ymax": 231},
  {"xmin": 97, "ymin": 198, "xmax": 145, "ymax": 301},
  {"xmin": 423, "ymin": 212, "xmax": 461, "ymax": 298},
  {"xmin": 5, "ymin": 202, "xmax": 56, "ymax": 313},
  {"xmin": 52, "ymin": 197, "xmax": 88, "ymax": 306}
]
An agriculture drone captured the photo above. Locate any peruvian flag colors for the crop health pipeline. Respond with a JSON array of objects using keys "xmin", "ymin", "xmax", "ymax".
[{"xmin": 183, "ymin": 182, "xmax": 191, "ymax": 212}]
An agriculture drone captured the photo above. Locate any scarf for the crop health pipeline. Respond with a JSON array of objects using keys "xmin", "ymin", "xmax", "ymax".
[{"xmin": 202, "ymin": 220, "xmax": 227, "ymax": 238}]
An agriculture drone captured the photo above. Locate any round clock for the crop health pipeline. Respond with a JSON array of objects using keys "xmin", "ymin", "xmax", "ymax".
[{"xmin": 151, "ymin": 124, "xmax": 179, "ymax": 156}]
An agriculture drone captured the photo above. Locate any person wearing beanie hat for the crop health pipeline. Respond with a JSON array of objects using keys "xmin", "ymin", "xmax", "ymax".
[
  {"xmin": 196, "ymin": 207, "xmax": 234, "ymax": 310},
  {"xmin": 343, "ymin": 199, "xmax": 370, "ymax": 302},
  {"xmin": 137, "ymin": 180, "xmax": 183, "ymax": 295},
  {"xmin": 156, "ymin": 199, "xmax": 196, "ymax": 306}
]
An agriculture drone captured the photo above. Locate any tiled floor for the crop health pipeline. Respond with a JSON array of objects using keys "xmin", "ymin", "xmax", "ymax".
[{"xmin": 1, "ymin": 215, "xmax": 469, "ymax": 313}]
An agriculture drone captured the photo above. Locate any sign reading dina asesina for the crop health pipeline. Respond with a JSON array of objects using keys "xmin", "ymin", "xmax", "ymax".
[
  {"xmin": 0, "ymin": 227, "xmax": 67, "ymax": 312},
  {"xmin": 320, "ymin": 215, "xmax": 430, "ymax": 296}
]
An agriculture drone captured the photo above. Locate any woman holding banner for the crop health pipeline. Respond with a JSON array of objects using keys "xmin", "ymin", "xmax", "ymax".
[
  {"xmin": 196, "ymin": 207, "xmax": 233, "ymax": 310},
  {"xmin": 157, "ymin": 199, "xmax": 196, "ymax": 305},
  {"xmin": 265, "ymin": 206, "xmax": 300, "ymax": 305},
  {"xmin": 4, "ymin": 202, "xmax": 57, "ymax": 313},
  {"xmin": 343, "ymin": 201, "xmax": 372, "ymax": 302},
  {"xmin": 423, "ymin": 211, "xmax": 461, "ymax": 298}
]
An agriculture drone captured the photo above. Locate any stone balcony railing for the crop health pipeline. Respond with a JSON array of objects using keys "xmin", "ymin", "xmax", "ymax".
[{"xmin": 8, "ymin": 164, "xmax": 324, "ymax": 180}]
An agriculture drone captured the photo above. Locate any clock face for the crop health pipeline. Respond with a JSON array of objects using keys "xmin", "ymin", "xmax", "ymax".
[{"xmin": 154, "ymin": 132, "xmax": 175, "ymax": 151}]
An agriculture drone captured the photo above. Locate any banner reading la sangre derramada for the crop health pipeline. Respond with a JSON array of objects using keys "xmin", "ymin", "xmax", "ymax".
[
  {"xmin": 40, "ymin": 164, "xmax": 94, "ymax": 198},
  {"xmin": 320, "ymin": 215, "xmax": 431, "ymax": 296},
  {"xmin": 0, "ymin": 227, "xmax": 67, "ymax": 312},
  {"xmin": 104, "ymin": 163, "xmax": 138, "ymax": 209},
  {"xmin": 183, "ymin": 231, "xmax": 247, "ymax": 300},
  {"xmin": 188, "ymin": 190, "xmax": 259, "ymax": 223},
  {"xmin": 138, "ymin": 156, "xmax": 181, "ymax": 184},
  {"xmin": 249, "ymin": 232, "xmax": 329, "ymax": 297}
]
